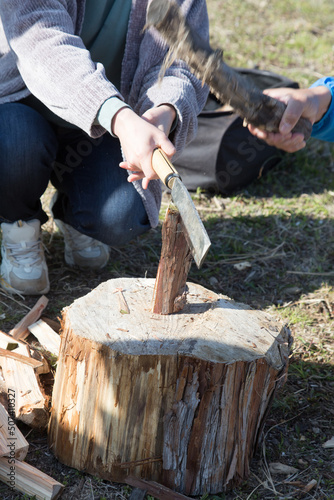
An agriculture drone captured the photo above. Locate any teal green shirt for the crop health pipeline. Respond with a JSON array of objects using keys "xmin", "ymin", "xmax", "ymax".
[{"xmin": 81, "ymin": 0, "xmax": 131, "ymax": 91}]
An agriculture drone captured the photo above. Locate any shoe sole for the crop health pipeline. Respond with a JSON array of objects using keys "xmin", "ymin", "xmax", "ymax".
[{"xmin": 0, "ymin": 277, "xmax": 50, "ymax": 296}]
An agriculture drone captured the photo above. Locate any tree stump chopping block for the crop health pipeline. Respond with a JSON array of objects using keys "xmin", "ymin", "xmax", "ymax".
[{"xmin": 48, "ymin": 277, "xmax": 290, "ymax": 495}]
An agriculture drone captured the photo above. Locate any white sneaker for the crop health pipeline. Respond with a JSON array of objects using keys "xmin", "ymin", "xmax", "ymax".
[
  {"xmin": 0, "ymin": 220, "xmax": 50, "ymax": 295},
  {"xmin": 53, "ymin": 218, "xmax": 110, "ymax": 270}
]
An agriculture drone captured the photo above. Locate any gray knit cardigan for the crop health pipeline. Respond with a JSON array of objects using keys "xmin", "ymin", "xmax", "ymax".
[{"xmin": 0, "ymin": 0, "xmax": 209, "ymax": 227}]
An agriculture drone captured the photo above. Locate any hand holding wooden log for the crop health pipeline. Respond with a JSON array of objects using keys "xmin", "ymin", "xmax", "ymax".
[{"xmin": 147, "ymin": 0, "xmax": 312, "ymax": 139}]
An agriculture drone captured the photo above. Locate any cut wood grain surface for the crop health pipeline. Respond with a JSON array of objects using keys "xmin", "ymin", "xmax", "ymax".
[{"xmin": 63, "ymin": 278, "xmax": 287, "ymax": 369}]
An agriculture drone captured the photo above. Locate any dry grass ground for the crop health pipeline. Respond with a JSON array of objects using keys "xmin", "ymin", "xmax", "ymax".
[{"xmin": 0, "ymin": 0, "xmax": 333, "ymax": 498}]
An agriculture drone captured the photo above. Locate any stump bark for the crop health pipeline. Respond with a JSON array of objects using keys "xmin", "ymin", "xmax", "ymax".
[{"xmin": 48, "ymin": 277, "xmax": 290, "ymax": 495}]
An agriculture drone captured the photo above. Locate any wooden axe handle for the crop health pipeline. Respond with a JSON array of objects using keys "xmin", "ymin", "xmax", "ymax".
[
  {"xmin": 147, "ymin": 0, "xmax": 312, "ymax": 140},
  {"xmin": 151, "ymin": 148, "xmax": 181, "ymax": 189}
]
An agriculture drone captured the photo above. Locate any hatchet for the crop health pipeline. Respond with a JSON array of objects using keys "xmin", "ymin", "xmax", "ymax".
[
  {"xmin": 147, "ymin": 0, "xmax": 313, "ymax": 139},
  {"xmin": 152, "ymin": 148, "xmax": 211, "ymax": 269}
]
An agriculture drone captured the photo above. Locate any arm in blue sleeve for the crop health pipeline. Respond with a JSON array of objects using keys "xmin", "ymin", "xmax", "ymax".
[{"xmin": 310, "ymin": 77, "xmax": 334, "ymax": 142}]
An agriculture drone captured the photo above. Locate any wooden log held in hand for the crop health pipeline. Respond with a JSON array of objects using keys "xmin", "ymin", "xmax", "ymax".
[{"xmin": 48, "ymin": 277, "xmax": 291, "ymax": 495}]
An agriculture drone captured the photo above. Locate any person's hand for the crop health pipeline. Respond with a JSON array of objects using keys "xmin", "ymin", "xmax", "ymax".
[
  {"xmin": 112, "ymin": 104, "xmax": 176, "ymax": 189},
  {"xmin": 248, "ymin": 86, "xmax": 331, "ymax": 152}
]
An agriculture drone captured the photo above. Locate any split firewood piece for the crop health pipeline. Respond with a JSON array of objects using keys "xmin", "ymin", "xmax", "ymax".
[
  {"xmin": 28, "ymin": 319, "xmax": 61, "ymax": 359},
  {"xmin": 41, "ymin": 316, "xmax": 61, "ymax": 334},
  {"xmin": 0, "ymin": 347, "xmax": 46, "ymax": 376},
  {"xmin": 10, "ymin": 296, "xmax": 49, "ymax": 341},
  {"xmin": 27, "ymin": 347, "xmax": 50, "ymax": 375},
  {"xmin": 0, "ymin": 457, "xmax": 64, "ymax": 500},
  {"xmin": 0, "ymin": 331, "xmax": 30, "ymax": 357},
  {"xmin": 0, "ymin": 402, "xmax": 29, "ymax": 461},
  {"xmin": 0, "ymin": 331, "xmax": 49, "ymax": 375},
  {"xmin": 0, "ymin": 352, "xmax": 48, "ymax": 428},
  {"xmin": 152, "ymin": 206, "xmax": 192, "ymax": 314}
]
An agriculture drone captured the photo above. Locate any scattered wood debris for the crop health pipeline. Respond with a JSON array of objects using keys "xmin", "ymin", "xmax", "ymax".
[{"xmin": 0, "ymin": 297, "xmax": 63, "ymax": 498}]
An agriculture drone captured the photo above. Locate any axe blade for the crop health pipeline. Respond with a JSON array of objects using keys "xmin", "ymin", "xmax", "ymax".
[{"xmin": 152, "ymin": 148, "xmax": 211, "ymax": 268}]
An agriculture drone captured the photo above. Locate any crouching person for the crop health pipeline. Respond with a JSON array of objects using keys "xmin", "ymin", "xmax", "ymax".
[{"xmin": 0, "ymin": 0, "xmax": 209, "ymax": 295}]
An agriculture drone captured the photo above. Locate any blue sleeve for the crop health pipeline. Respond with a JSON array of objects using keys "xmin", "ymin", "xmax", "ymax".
[{"xmin": 310, "ymin": 77, "xmax": 334, "ymax": 142}]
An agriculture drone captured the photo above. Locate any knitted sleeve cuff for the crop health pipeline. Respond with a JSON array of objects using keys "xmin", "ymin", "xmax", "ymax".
[{"xmin": 96, "ymin": 96, "xmax": 131, "ymax": 137}]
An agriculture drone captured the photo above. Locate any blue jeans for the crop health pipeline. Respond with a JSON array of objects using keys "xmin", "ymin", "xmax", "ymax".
[{"xmin": 0, "ymin": 102, "xmax": 150, "ymax": 246}]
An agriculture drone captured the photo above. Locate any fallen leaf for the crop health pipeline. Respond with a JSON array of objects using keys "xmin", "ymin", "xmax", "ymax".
[
  {"xmin": 269, "ymin": 462, "xmax": 299, "ymax": 475},
  {"xmin": 323, "ymin": 436, "xmax": 334, "ymax": 448}
]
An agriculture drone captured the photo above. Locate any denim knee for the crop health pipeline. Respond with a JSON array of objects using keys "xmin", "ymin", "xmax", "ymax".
[
  {"xmin": 0, "ymin": 102, "xmax": 58, "ymax": 223},
  {"xmin": 70, "ymin": 192, "xmax": 150, "ymax": 247}
]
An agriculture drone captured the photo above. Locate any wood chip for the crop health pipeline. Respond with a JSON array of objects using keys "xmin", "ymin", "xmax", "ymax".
[
  {"xmin": 10, "ymin": 296, "xmax": 49, "ymax": 341},
  {"xmin": 303, "ymin": 479, "xmax": 317, "ymax": 493}
]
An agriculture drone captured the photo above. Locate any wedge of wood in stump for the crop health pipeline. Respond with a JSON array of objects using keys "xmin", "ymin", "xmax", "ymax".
[
  {"xmin": 0, "ymin": 457, "xmax": 64, "ymax": 499},
  {"xmin": 152, "ymin": 206, "xmax": 192, "ymax": 314},
  {"xmin": 0, "ymin": 351, "xmax": 48, "ymax": 428},
  {"xmin": 48, "ymin": 277, "xmax": 291, "ymax": 495},
  {"xmin": 0, "ymin": 402, "xmax": 29, "ymax": 461}
]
